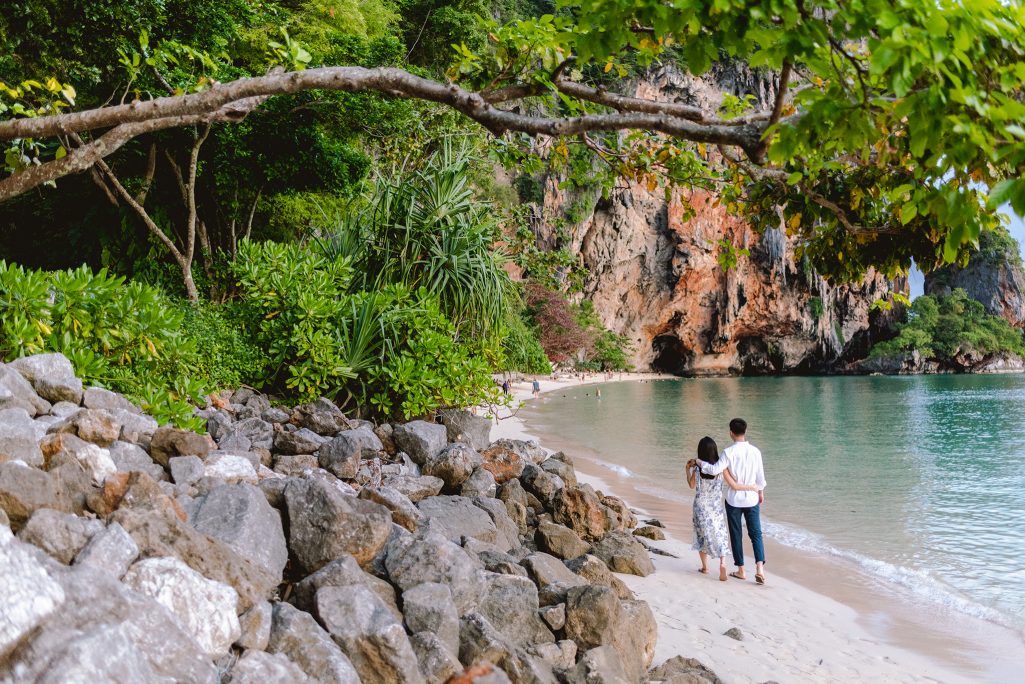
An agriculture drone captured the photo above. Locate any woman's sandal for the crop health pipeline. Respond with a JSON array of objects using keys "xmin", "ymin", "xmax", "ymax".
[
  {"xmin": 698, "ymin": 568, "xmax": 709, "ymax": 574},
  {"xmin": 755, "ymin": 573, "xmax": 766, "ymax": 585},
  {"xmin": 719, "ymin": 567, "xmax": 728, "ymax": 582},
  {"xmin": 729, "ymin": 571, "xmax": 746, "ymax": 580}
]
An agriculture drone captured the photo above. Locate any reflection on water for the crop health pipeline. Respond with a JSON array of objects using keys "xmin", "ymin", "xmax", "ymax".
[{"xmin": 522, "ymin": 375, "xmax": 1025, "ymax": 628}]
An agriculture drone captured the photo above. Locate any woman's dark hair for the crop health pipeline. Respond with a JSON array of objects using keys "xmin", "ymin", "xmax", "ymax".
[{"xmin": 697, "ymin": 436, "xmax": 719, "ymax": 480}]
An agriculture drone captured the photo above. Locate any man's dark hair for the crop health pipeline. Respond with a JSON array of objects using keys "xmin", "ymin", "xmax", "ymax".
[{"xmin": 729, "ymin": 418, "xmax": 747, "ymax": 436}]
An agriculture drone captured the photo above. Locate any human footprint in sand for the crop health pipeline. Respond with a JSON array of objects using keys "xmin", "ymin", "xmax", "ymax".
[
  {"xmin": 687, "ymin": 436, "xmax": 762, "ymax": 581},
  {"xmin": 691, "ymin": 418, "xmax": 767, "ymax": 584}
]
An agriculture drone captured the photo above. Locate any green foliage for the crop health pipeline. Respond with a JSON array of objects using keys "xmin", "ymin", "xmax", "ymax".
[
  {"xmin": 505, "ymin": 207, "xmax": 586, "ymax": 294},
  {"xmin": 870, "ymin": 289, "xmax": 1025, "ymax": 362},
  {"xmin": 0, "ymin": 261, "xmax": 222, "ymax": 429},
  {"xmin": 179, "ymin": 302, "xmax": 263, "ymax": 389},
  {"xmin": 574, "ymin": 300, "xmax": 633, "ymax": 371},
  {"xmin": 499, "ymin": 290, "xmax": 551, "ymax": 374},
  {"xmin": 716, "ymin": 238, "xmax": 750, "ymax": 271}
]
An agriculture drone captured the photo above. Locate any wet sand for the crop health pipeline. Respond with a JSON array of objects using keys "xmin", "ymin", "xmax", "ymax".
[{"xmin": 491, "ymin": 376, "xmax": 1025, "ymax": 683}]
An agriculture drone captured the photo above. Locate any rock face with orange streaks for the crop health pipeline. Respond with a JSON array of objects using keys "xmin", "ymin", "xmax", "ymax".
[{"xmin": 532, "ymin": 65, "xmax": 902, "ymax": 375}]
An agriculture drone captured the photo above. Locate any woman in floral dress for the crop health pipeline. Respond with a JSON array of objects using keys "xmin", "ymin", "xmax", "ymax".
[{"xmin": 687, "ymin": 436, "xmax": 760, "ymax": 581}]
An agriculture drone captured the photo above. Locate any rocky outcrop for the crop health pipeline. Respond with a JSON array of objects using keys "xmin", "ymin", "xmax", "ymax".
[
  {"xmin": 924, "ymin": 229, "xmax": 1025, "ymax": 328},
  {"xmin": 0, "ymin": 353, "xmax": 712, "ymax": 683},
  {"xmin": 528, "ymin": 63, "xmax": 903, "ymax": 375}
]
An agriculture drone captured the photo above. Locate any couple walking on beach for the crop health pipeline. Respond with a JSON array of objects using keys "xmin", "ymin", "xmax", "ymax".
[{"xmin": 686, "ymin": 418, "xmax": 767, "ymax": 584}]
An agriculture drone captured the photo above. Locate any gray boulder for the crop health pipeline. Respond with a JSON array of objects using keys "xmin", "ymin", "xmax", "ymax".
[
  {"xmin": 73, "ymin": 521, "xmax": 139, "ymax": 578},
  {"xmin": 417, "ymin": 495, "xmax": 503, "ymax": 548},
  {"xmin": 591, "ymin": 531, "xmax": 655, "ymax": 576},
  {"xmin": 535, "ymin": 520, "xmax": 591, "ymax": 560},
  {"xmin": 540, "ymin": 457, "xmax": 577, "ymax": 488},
  {"xmin": 565, "ymin": 554, "xmax": 633, "ymax": 600},
  {"xmin": 274, "ymin": 427, "xmax": 329, "ymax": 455},
  {"xmin": 565, "ymin": 646, "xmax": 630, "ymax": 684},
  {"xmin": 478, "ymin": 572, "xmax": 555, "ymax": 647},
  {"xmin": 10, "ymin": 353, "xmax": 83, "ymax": 404},
  {"xmin": 472, "ymin": 497, "xmax": 521, "ymax": 551},
  {"xmin": 236, "ymin": 600, "xmax": 273, "ymax": 651},
  {"xmin": 0, "ymin": 525, "xmax": 66, "ymax": 658},
  {"xmin": 648, "ymin": 655, "xmax": 725, "ymax": 684},
  {"xmin": 150, "ymin": 426, "xmax": 210, "ymax": 465},
  {"xmin": 564, "ymin": 585, "xmax": 620, "ymax": 652},
  {"xmin": 0, "ymin": 407, "xmax": 45, "ymax": 466},
  {"xmin": 392, "ymin": 420, "xmax": 447, "ymax": 465},
  {"xmin": 423, "ymin": 443, "xmax": 484, "ymax": 491},
  {"xmin": 402, "ymin": 582, "xmax": 461, "ymax": 654},
  {"xmin": 439, "ymin": 409, "xmax": 492, "ymax": 451},
  {"xmin": 315, "ymin": 585, "xmax": 425, "ymax": 684},
  {"xmin": 384, "ymin": 531, "xmax": 487, "ymax": 615},
  {"xmin": 109, "ymin": 440, "xmax": 163, "ymax": 479},
  {"xmin": 293, "ymin": 397, "xmax": 350, "ymax": 436},
  {"xmin": 83, "ymin": 387, "xmax": 140, "ymax": 414},
  {"xmin": 169, "ymin": 454, "xmax": 206, "ymax": 486},
  {"xmin": 294, "ymin": 554, "xmax": 401, "ymax": 621},
  {"xmin": 112, "ymin": 409, "xmax": 159, "ymax": 449},
  {"xmin": 381, "ymin": 474, "xmax": 444, "ymax": 502},
  {"xmin": 284, "ymin": 477, "xmax": 392, "ymax": 573},
  {"xmin": 228, "ymin": 649, "xmax": 311, "ymax": 684},
  {"xmin": 359, "ymin": 485, "xmax": 423, "ymax": 532},
  {"xmin": 318, "ymin": 426, "xmax": 383, "ymax": 479},
  {"xmin": 520, "ymin": 552, "xmax": 586, "ymax": 589},
  {"xmin": 268, "ymin": 603, "xmax": 360, "ymax": 684},
  {"xmin": 410, "ymin": 631, "xmax": 462, "ymax": 684},
  {"xmin": 17, "ymin": 508, "xmax": 103, "ymax": 564},
  {"xmin": 0, "ymin": 461, "xmax": 63, "ymax": 530},
  {"xmin": 520, "ymin": 464, "xmax": 562, "ymax": 509},
  {"xmin": 462, "ymin": 467, "xmax": 498, "ymax": 498},
  {"xmin": 49, "ymin": 408, "xmax": 122, "ymax": 447},
  {"xmin": 458, "ymin": 612, "xmax": 513, "ymax": 668},
  {"xmin": 190, "ymin": 483, "xmax": 288, "ymax": 580},
  {"xmin": 0, "ymin": 365, "xmax": 50, "ymax": 415},
  {"xmin": 223, "ymin": 417, "xmax": 275, "ymax": 451}
]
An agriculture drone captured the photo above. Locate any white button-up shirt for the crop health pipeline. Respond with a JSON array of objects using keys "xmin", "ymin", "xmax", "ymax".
[{"xmin": 697, "ymin": 440, "xmax": 766, "ymax": 508}]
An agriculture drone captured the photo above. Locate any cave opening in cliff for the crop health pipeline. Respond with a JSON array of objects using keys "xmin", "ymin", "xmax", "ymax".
[{"xmin": 651, "ymin": 335, "xmax": 691, "ymax": 375}]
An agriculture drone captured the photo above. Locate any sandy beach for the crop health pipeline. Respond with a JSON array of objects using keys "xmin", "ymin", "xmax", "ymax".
[{"xmin": 490, "ymin": 375, "xmax": 1025, "ymax": 683}]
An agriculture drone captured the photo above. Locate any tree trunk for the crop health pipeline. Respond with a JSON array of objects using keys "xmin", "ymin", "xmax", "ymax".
[{"xmin": 180, "ymin": 259, "xmax": 199, "ymax": 303}]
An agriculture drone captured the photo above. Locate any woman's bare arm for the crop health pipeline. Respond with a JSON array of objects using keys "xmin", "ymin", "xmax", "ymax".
[
  {"xmin": 686, "ymin": 464, "xmax": 697, "ymax": 489},
  {"xmin": 723, "ymin": 467, "xmax": 762, "ymax": 491}
]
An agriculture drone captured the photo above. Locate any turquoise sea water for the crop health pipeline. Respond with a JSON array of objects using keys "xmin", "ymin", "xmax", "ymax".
[{"xmin": 521, "ymin": 375, "xmax": 1025, "ymax": 631}]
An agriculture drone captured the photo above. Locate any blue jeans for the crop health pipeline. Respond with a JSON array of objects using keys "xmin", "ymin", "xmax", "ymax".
[{"xmin": 725, "ymin": 502, "xmax": 765, "ymax": 567}]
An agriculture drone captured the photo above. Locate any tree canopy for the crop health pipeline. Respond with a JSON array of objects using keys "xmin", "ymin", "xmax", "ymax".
[{"xmin": 1, "ymin": 0, "xmax": 1024, "ymax": 286}]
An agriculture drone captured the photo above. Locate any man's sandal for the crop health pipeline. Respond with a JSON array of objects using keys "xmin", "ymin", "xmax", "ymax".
[{"xmin": 729, "ymin": 572, "xmax": 746, "ymax": 580}]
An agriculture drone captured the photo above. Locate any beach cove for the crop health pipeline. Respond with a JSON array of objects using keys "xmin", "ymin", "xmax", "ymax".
[{"xmin": 493, "ymin": 375, "xmax": 1025, "ymax": 683}]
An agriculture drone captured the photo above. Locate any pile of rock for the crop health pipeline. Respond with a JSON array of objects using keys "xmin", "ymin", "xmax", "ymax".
[{"xmin": 1, "ymin": 352, "xmax": 677, "ymax": 683}]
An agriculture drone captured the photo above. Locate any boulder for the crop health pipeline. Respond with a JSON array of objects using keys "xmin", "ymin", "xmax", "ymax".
[
  {"xmin": 73, "ymin": 521, "xmax": 139, "ymax": 578},
  {"xmin": 112, "ymin": 409, "xmax": 159, "ymax": 449},
  {"xmin": 227, "ymin": 650, "xmax": 310, "ymax": 684},
  {"xmin": 318, "ymin": 426, "xmax": 383, "ymax": 479},
  {"xmin": 490, "ymin": 438, "xmax": 547, "ymax": 465},
  {"xmin": 423, "ymin": 443, "xmax": 484, "ymax": 491},
  {"xmin": 599, "ymin": 494, "xmax": 637, "ymax": 531},
  {"xmin": 535, "ymin": 520, "xmax": 591, "ymax": 560},
  {"xmin": 633, "ymin": 525, "xmax": 665, "ymax": 541},
  {"xmin": 40, "ymin": 432, "xmax": 116, "ymax": 484},
  {"xmin": 591, "ymin": 531, "xmax": 655, "ymax": 576},
  {"xmin": 417, "ymin": 495, "xmax": 502, "ymax": 548},
  {"xmin": 109, "ymin": 440, "xmax": 164, "ymax": 480},
  {"xmin": 9, "ymin": 353, "xmax": 83, "ymax": 404},
  {"xmin": 528, "ymin": 640, "xmax": 576, "ymax": 670},
  {"xmin": 449, "ymin": 662, "xmax": 514, "ymax": 684},
  {"xmin": 478, "ymin": 573, "xmax": 555, "ymax": 647},
  {"xmin": 87, "ymin": 469, "xmax": 184, "ymax": 519},
  {"xmin": 439, "ymin": 409, "xmax": 492, "ymax": 451},
  {"xmin": 479, "ymin": 444, "xmax": 527, "ymax": 484},
  {"xmin": 273, "ymin": 427, "xmax": 329, "ymax": 455},
  {"xmin": 82, "ymin": 386, "xmax": 141, "ymax": 414},
  {"xmin": 648, "ymin": 656, "xmax": 725, "ymax": 684},
  {"xmin": 614, "ymin": 599, "xmax": 658, "ymax": 681},
  {"xmin": 0, "ymin": 365, "xmax": 50, "ymax": 415},
  {"xmin": 384, "ymin": 531, "xmax": 487, "ymax": 615},
  {"xmin": 294, "ymin": 554, "xmax": 400, "ymax": 621},
  {"xmin": 222, "ymin": 417, "xmax": 275, "ymax": 451},
  {"xmin": 292, "ymin": 397, "xmax": 351, "ymax": 436},
  {"xmin": 262, "ymin": 407, "xmax": 290, "ymax": 424},
  {"xmin": 0, "ymin": 461, "xmax": 63, "ymax": 530},
  {"xmin": 0, "ymin": 525, "xmax": 66, "ymax": 658},
  {"xmin": 169, "ymin": 454, "xmax": 206, "ymax": 486},
  {"xmin": 17, "ymin": 508, "xmax": 103, "ymax": 563},
  {"xmin": 539, "ymin": 604, "xmax": 566, "ymax": 632},
  {"xmin": 565, "ymin": 554, "xmax": 633, "ymax": 600},
  {"xmin": 315, "ymin": 585, "xmax": 425, "ymax": 684},
  {"xmin": 392, "ymin": 420, "xmax": 447, "ymax": 465},
  {"xmin": 565, "ymin": 646, "xmax": 630, "ymax": 684},
  {"xmin": 402, "ymin": 582, "xmax": 461, "ymax": 654},
  {"xmin": 472, "ymin": 497, "xmax": 521, "ymax": 551},
  {"xmin": 190, "ymin": 483, "xmax": 288, "ymax": 580},
  {"xmin": 359, "ymin": 484, "xmax": 423, "ymax": 532},
  {"xmin": 268, "ymin": 603, "xmax": 361, "ymax": 684},
  {"xmin": 382, "ymin": 474, "xmax": 444, "ymax": 502},
  {"xmin": 284, "ymin": 477, "xmax": 392, "ymax": 573},
  {"xmin": 236, "ymin": 600, "xmax": 273, "ymax": 651},
  {"xmin": 520, "ymin": 464, "xmax": 563, "ymax": 508},
  {"xmin": 49, "ymin": 408, "xmax": 122, "ymax": 447},
  {"xmin": 552, "ymin": 486, "xmax": 609, "ymax": 542},
  {"xmin": 272, "ymin": 453, "xmax": 318, "ymax": 477},
  {"xmin": 150, "ymin": 426, "xmax": 211, "ymax": 466},
  {"xmin": 410, "ymin": 631, "xmax": 462, "ymax": 684},
  {"xmin": 0, "ymin": 407, "xmax": 44, "ymax": 466},
  {"xmin": 540, "ymin": 458, "xmax": 577, "ymax": 488},
  {"xmin": 458, "ymin": 612, "xmax": 513, "ymax": 668},
  {"xmin": 204, "ymin": 452, "xmax": 259, "ymax": 484},
  {"xmin": 520, "ymin": 552, "xmax": 586, "ymax": 589},
  {"xmin": 113, "ymin": 506, "xmax": 278, "ymax": 610},
  {"xmin": 123, "ymin": 556, "xmax": 242, "ymax": 656},
  {"xmin": 8, "ymin": 564, "xmax": 217, "ymax": 683},
  {"xmin": 461, "ymin": 467, "xmax": 498, "ymax": 498}
]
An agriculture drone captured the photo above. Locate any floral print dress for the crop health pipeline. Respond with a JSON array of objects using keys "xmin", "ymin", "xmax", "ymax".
[{"xmin": 692, "ymin": 473, "xmax": 731, "ymax": 557}]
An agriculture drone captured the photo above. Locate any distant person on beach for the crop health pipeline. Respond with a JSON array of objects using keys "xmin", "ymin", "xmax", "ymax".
[
  {"xmin": 532, "ymin": 379, "xmax": 540, "ymax": 397},
  {"xmin": 502, "ymin": 379, "xmax": 510, "ymax": 394},
  {"xmin": 687, "ymin": 436, "xmax": 761, "ymax": 581},
  {"xmin": 690, "ymin": 418, "xmax": 767, "ymax": 584}
]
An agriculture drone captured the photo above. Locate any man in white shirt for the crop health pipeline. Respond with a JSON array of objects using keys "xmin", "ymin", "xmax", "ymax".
[{"xmin": 692, "ymin": 418, "xmax": 767, "ymax": 584}]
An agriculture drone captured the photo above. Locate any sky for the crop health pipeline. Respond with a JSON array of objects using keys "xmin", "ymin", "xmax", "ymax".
[{"xmin": 906, "ymin": 208, "xmax": 1025, "ymax": 298}]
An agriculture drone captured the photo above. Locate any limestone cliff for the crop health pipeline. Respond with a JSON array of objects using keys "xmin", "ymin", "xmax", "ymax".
[
  {"xmin": 528, "ymin": 63, "xmax": 904, "ymax": 375},
  {"xmin": 923, "ymin": 230, "xmax": 1025, "ymax": 328}
]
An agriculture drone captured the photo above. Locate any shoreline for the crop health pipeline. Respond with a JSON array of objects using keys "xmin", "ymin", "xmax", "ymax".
[{"xmin": 491, "ymin": 374, "xmax": 1025, "ymax": 683}]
